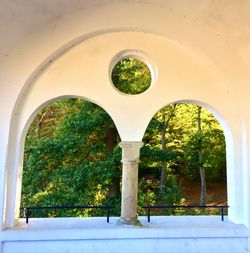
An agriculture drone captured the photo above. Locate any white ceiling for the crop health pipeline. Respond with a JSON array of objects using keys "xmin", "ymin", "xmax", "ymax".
[{"xmin": 1, "ymin": 0, "xmax": 250, "ymax": 62}]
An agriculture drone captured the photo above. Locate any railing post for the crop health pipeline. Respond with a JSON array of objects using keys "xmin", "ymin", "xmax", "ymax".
[
  {"xmin": 107, "ymin": 207, "xmax": 110, "ymax": 223},
  {"xmin": 25, "ymin": 208, "xmax": 29, "ymax": 224},
  {"xmin": 221, "ymin": 207, "xmax": 224, "ymax": 221},
  {"xmin": 147, "ymin": 207, "xmax": 151, "ymax": 222}
]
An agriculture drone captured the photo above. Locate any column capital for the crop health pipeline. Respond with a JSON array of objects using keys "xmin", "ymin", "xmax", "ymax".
[
  {"xmin": 119, "ymin": 141, "xmax": 144, "ymax": 149},
  {"xmin": 119, "ymin": 141, "xmax": 143, "ymax": 163}
]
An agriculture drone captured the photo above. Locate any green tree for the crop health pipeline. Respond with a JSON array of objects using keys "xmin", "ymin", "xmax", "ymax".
[
  {"xmin": 22, "ymin": 99, "xmax": 122, "ymax": 217},
  {"xmin": 141, "ymin": 103, "xmax": 226, "ymax": 207},
  {"xmin": 21, "ymin": 58, "xmax": 227, "ymax": 219},
  {"xmin": 111, "ymin": 58, "xmax": 151, "ymax": 95}
]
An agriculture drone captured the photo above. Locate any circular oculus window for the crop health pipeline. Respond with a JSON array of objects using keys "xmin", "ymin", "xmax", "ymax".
[{"xmin": 111, "ymin": 57, "xmax": 152, "ymax": 95}]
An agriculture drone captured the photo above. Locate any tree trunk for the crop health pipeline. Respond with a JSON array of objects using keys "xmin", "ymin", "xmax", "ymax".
[
  {"xmin": 160, "ymin": 113, "xmax": 167, "ymax": 194},
  {"xmin": 104, "ymin": 126, "xmax": 118, "ymax": 153},
  {"xmin": 160, "ymin": 104, "xmax": 177, "ymax": 194},
  {"xmin": 197, "ymin": 106, "xmax": 206, "ymax": 206},
  {"xmin": 104, "ymin": 124, "xmax": 120, "ymax": 197}
]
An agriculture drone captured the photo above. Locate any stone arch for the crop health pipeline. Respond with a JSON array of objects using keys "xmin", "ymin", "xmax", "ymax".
[
  {"xmin": 142, "ymin": 99, "xmax": 233, "ymax": 215},
  {"xmin": 2, "ymin": 29, "xmax": 245, "ymax": 228},
  {"xmin": 4, "ymin": 94, "xmax": 120, "ymax": 228}
]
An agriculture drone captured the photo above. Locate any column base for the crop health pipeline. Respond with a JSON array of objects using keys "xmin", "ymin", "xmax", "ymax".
[{"xmin": 117, "ymin": 217, "xmax": 142, "ymax": 226}]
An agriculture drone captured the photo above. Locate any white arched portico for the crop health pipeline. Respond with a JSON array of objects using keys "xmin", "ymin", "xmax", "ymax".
[
  {"xmin": 2, "ymin": 30, "xmax": 243, "ymax": 228},
  {"xmin": 1, "ymin": 1, "xmax": 250, "ymax": 252}
]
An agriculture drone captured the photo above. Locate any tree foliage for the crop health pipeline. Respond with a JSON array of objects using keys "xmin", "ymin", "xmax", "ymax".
[
  {"xmin": 22, "ymin": 99, "xmax": 122, "ymax": 216},
  {"xmin": 21, "ymin": 59, "xmax": 226, "ymax": 218},
  {"xmin": 111, "ymin": 58, "xmax": 151, "ymax": 94}
]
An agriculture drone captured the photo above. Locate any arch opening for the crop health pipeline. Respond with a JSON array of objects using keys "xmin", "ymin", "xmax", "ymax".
[
  {"xmin": 138, "ymin": 102, "xmax": 228, "ymax": 217},
  {"xmin": 19, "ymin": 97, "xmax": 122, "ymax": 219}
]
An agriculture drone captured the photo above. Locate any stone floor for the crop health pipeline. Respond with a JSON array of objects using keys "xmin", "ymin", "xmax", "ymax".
[{"xmin": 1, "ymin": 216, "xmax": 249, "ymax": 253}]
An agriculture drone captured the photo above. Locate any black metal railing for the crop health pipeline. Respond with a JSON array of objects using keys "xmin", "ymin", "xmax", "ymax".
[
  {"xmin": 20, "ymin": 205, "xmax": 114, "ymax": 224},
  {"xmin": 20, "ymin": 205, "xmax": 229, "ymax": 224},
  {"xmin": 142, "ymin": 205, "xmax": 229, "ymax": 222}
]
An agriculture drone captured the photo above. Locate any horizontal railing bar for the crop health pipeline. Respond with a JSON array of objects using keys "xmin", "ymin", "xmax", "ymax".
[
  {"xmin": 142, "ymin": 205, "xmax": 229, "ymax": 223},
  {"xmin": 142, "ymin": 205, "xmax": 229, "ymax": 209},
  {"xmin": 20, "ymin": 205, "xmax": 113, "ymax": 210},
  {"xmin": 20, "ymin": 205, "xmax": 114, "ymax": 224}
]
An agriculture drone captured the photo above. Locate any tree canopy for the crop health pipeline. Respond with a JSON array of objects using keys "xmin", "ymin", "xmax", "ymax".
[
  {"xmin": 21, "ymin": 59, "xmax": 226, "ymax": 218},
  {"xmin": 111, "ymin": 58, "xmax": 151, "ymax": 95}
]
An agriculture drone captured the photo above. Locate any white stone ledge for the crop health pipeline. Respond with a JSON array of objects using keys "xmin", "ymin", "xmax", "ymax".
[{"xmin": 1, "ymin": 216, "xmax": 249, "ymax": 242}]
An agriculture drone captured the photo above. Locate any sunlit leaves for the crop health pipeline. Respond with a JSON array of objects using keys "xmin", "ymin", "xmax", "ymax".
[
  {"xmin": 111, "ymin": 58, "xmax": 151, "ymax": 95},
  {"xmin": 143, "ymin": 104, "xmax": 226, "ymax": 181},
  {"xmin": 22, "ymin": 99, "xmax": 121, "ymax": 217}
]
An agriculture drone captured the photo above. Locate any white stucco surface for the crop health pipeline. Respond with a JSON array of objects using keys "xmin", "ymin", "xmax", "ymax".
[
  {"xmin": 1, "ymin": 216, "xmax": 249, "ymax": 253},
  {"xmin": 1, "ymin": 0, "xmax": 250, "ymax": 252}
]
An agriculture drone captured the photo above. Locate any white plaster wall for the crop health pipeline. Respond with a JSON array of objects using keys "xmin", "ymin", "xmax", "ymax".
[
  {"xmin": 3, "ymin": 238, "xmax": 249, "ymax": 253},
  {"xmin": 0, "ymin": 0, "xmax": 250, "ymax": 250},
  {"xmin": 1, "ymin": 217, "xmax": 250, "ymax": 253},
  {"xmin": 16, "ymin": 31, "xmax": 235, "ymax": 140},
  {"xmin": 4, "ymin": 30, "xmax": 243, "ymax": 228}
]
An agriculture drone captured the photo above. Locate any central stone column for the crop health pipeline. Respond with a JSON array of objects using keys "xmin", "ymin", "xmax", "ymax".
[{"xmin": 119, "ymin": 141, "xmax": 143, "ymax": 226}]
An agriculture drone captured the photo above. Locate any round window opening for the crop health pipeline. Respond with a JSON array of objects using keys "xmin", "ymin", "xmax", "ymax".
[{"xmin": 111, "ymin": 58, "xmax": 152, "ymax": 95}]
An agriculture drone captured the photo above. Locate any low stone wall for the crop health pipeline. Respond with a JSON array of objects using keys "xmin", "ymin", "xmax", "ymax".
[{"xmin": 1, "ymin": 216, "xmax": 249, "ymax": 253}]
